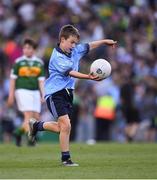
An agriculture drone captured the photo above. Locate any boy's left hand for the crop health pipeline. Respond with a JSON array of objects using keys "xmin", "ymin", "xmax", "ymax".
[{"xmin": 105, "ymin": 39, "xmax": 117, "ymax": 48}]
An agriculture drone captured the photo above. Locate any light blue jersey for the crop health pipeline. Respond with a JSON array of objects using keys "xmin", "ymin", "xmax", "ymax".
[{"xmin": 44, "ymin": 43, "xmax": 89, "ymax": 99}]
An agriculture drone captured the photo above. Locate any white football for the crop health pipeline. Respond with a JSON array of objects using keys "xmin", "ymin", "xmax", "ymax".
[{"xmin": 90, "ymin": 59, "xmax": 111, "ymax": 79}]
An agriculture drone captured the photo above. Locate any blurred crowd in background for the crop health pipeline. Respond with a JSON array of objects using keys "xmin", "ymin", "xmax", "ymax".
[{"xmin": 0, "ymin": 0, "xmax": 157, "ymax": 144}]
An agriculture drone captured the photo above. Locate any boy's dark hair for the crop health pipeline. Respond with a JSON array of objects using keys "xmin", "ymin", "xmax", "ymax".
[
  {"xmin": 23, "ymin": 38, "xmax": 37, "ymax": 49},
  {"xmin": 59, "ymin": 25, "xmax": 80, "ymax": 42}
]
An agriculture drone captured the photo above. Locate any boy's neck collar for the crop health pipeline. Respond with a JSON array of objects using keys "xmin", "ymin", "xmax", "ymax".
[
  {"xmin": 23, "ymin": 55, "xmax": 36, "ymax": 60},
  {"xmin": 56, "ymin": 43, "xmax": 71, "ymax": 58}
]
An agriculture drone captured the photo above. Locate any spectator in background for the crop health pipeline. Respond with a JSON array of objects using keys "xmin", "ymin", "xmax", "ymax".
[
  {"xmin": 3, "ymin": 38, "xmax": 22, "ymax": 65},
  {"xmin": 120, "ymin": 77, "xmax": 140, "ymax": 142},
  {"xmin": 135, "ymin": 79, "xmax": 157, "ymax": 142},
  {"xmin": 7, "ymin": 38, "xmax": 45, "ymax": 146},
  {"xmin": 0, "ymin": 104, "xmax": 15, "ymax": 143},
  {"xmin": 94, "ymin": 91, "xmax": 116, "ymax": 141},
  {"xmin": 0, "ymin": 48, "xmax": 8, "ymax": 81}
]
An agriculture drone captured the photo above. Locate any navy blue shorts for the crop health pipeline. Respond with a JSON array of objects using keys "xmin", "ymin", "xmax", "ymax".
[{"xmin": 46, "ymin": 89, "xmax": 73, "ymax": 120}]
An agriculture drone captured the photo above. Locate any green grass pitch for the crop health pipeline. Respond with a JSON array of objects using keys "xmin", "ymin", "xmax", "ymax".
[{"xmin": 0, "ymin": 142, "xmax": 157, "ymax": 179}]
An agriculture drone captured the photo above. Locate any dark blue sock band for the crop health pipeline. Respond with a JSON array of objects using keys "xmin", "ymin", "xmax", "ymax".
[
  {"xmin": 36, "ymin": 121, "xmax": 44, "ymax": 131},
  {"xmin": 61, "ymin": 151, "xmax": 71, "ymax": 161}
]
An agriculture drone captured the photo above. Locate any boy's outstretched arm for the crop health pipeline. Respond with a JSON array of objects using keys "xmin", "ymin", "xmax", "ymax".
[
  {"xmin": 89, "ymin": 39, "xmax": 117, "ymax": 51},
  {"xmin": 69, "ymin": 70, "xmax": 101, "ymax": 81}
]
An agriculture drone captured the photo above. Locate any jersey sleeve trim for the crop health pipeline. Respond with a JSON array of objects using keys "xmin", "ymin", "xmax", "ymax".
[
  {"xmin": 10, "ymin": 74, "xmax": 17, "ymax": 79},
  {"xmin": 85, "ymin": 43, "xmax": 90, "ymax": 54},
  {"xmin": 38, "ymin": 77, "xmax": 45, "ymax": 81}
]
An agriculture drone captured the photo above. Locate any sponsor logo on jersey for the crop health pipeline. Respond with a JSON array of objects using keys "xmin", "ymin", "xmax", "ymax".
[{"xmin": 19, "ymin": 66, "xmax": 41, "ymax": 77}]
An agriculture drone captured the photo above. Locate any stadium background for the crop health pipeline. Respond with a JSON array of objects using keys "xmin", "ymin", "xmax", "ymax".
[{"xmin": 0, "ymin": 0, "xmax": 157, "ymax": 144}]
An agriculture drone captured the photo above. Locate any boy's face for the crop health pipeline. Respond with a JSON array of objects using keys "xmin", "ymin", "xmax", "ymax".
[
  {"xmin": 23, "ymin": 44, "xmax": 35, "ymax": 57},
  {"xmin": 61, "ymin": 35, "xmax": 79, "ymax": 53}
]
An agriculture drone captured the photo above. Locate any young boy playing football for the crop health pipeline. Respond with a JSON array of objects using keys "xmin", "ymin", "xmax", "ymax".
[{"xmin": 28, "ymin": 25, "xmax": 116, "ymax": 166}]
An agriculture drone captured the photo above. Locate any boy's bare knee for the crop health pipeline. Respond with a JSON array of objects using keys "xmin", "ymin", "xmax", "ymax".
[
  {"xmin": 58, "ymin": 115, "xmax": 71, "ymax": 133},
  {"xmin": 60, "ymin": 123, "xmax": 71, "ymax": 133}
]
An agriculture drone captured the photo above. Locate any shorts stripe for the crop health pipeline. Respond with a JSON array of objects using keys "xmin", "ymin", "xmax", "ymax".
[{"xmin": 49, "ymin": 96, "xmax": 58, "ymax": 119}]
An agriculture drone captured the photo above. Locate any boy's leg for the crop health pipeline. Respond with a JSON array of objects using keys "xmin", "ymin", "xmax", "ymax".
[
  {"xmin": 58, "ymin": 115, "xmax": 71, "ymax": 152},
  {"xmin": 14, "ymin": 111, "xmax": 33, "ymax": 146},
  {"xmin": 22, "ymin": 111, "xmax": 33, "ymax": 132},
  {"xmin": 28, "ymin": 116, "xmax": 79, "ymax": 166},
  {"xmin": 43, "ymin": 122, "xmax": 60, "ymax": 132},
  {"xmin": 29, "ymin": 115, "xmax": 70, "ymax": 150},
  {"xmin": 15, "ymin": 111, "xmax": 41, "ymax": 146},
  {"xmin": 58, "ymin": 115, "xmax": 78, "ymax": 166},
  {"xmin": 32, "ymin": 112, "xmax": 40, "ymax": 121},
  {"xmin": 28, "ymin": 119, "xmax": 60, "ymax": 143}
]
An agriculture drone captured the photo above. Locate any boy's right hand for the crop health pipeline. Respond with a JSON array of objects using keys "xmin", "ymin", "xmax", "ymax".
[
  {"xmin": 7, "ymin": 97, "xmax": 14, "ymax": 107},
  {"xmin": 41, "ymin": 96, "xmax": 45, "ymax": 104},
  {"xmin": 88, "ymin": 73, "xmax": 102, "ymax": 81}
]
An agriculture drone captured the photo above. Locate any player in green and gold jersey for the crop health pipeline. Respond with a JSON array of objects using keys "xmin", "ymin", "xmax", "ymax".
[{"xmin": 7, "ymin": 38, "xmax": 45, "ymax": 146}]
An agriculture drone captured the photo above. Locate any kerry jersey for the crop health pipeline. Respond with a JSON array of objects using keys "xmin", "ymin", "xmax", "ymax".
[{"xmin": 11, "ymin": 55, "xmax": 45, "ymax": 90}]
